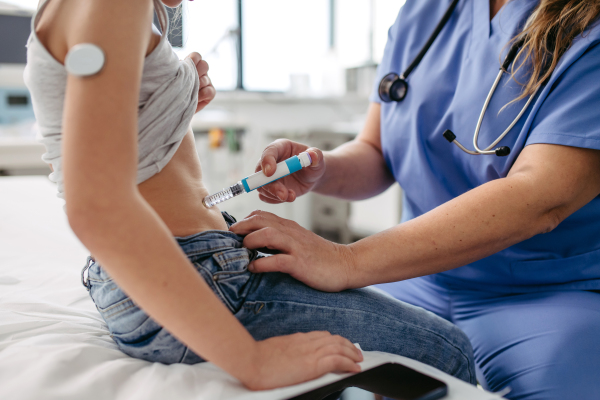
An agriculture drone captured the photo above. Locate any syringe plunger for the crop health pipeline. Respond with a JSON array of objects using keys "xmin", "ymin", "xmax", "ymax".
[{"xmin": 202, "ymin": 182, "xmax": 244, "ymax": 208}]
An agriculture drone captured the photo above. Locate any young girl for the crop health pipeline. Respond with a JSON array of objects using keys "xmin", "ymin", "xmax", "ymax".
[{"xmin": 25, "ymin": 0, "xmax": 475, "ymax": 390}]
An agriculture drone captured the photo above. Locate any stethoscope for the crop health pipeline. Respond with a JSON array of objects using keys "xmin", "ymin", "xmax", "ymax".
[{"xmin": 378, "ymin": 0, "xmax": 538, "ymax": 157}]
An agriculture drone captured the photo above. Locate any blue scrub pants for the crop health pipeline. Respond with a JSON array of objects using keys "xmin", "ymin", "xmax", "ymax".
[{"xmin": 375, "ymin": 276, "xmax": 600, "ymax": 400}]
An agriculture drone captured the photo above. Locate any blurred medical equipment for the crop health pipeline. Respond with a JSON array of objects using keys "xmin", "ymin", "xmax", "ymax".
[
  {"xmin": 0, "ymin": 87, "xmax": 34, "ymax": 125},
  {"xmin": 65, "ymin": 44, "xmax": 105, "ymax": 77},
  {"xmin": 0, "ymin": 10, "xmax": 31, "ymax": 64},
  {"xmin": 0, "ymin": 9, "xmax": 34, "ymax": 126},
  {"xmin": 378, "ymin": 0, "xmax": 535, "ymax": 157},
  {"xmin": 203, "ymin": 152, "xmax": 312, "ymax": 208},
  {"xmin": 346, "ymin": 63, "xmax": 378, "ymax": 98}
]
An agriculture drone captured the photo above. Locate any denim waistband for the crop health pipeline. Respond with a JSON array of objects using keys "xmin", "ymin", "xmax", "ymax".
[{"xmin": 82, "ymin": 211, "xmax": 243, "ymax": 290}]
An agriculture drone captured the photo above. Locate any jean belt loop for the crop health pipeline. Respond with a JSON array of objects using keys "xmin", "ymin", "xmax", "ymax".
[
  {"xmin": 81, "ymin": 256, "xmax": 94, "ymax": 291},
  {"xmin": 221, "ymin": 211, "xmax": 237, "ymax": 228}
]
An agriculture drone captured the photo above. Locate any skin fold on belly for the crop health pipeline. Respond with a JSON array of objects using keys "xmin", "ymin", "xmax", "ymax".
[{"xmin": 137, "ymin": 130, "xmax": 228, "ymax": 236}]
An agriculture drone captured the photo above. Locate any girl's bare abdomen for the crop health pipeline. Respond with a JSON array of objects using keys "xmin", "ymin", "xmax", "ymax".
[{"xmin": 137, "ymin": 130, "xmax": 228, "ymax": 236}]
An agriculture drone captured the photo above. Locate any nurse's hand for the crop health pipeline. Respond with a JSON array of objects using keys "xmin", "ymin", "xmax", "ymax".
[
  {"xmin": 255, "ymin": 140, "xmax": 325, "ymax": 203},
  {"xmin": 187, "ymin": 52, "xmax": 216, "ymax": 113},
  {"xmin": 229, "ymin": 210, "xmax": 354, "ymax": 292}
]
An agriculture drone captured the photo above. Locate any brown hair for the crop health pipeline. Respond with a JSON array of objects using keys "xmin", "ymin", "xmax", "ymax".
[{"xmin": 508, "ymin": 0, "xmax": 600, "ymax": 102}]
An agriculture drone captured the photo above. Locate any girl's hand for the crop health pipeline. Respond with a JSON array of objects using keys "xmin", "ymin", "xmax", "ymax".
[
  {"xmin": 241, "ymin": 331, "xmax": 362, "ymax": 391},
  {"xmin": 230, "ymin": 210, "xmax": 355, "ymax": 293},
  {"xmin": 187, "ymin": 52, "xmax": 216, "ymax": 113},
  {"xmin": 255, "ymin": 140, "xmax": 326, "ymax": 204}
]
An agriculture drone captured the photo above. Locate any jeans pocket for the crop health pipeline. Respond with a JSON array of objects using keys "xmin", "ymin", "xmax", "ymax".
[
  {"xmin": 207, "ymin": 248, "xmax": 256, "ymax": 313},
  {"xmin": 89, "ymin": 273, "xmax": 146, "ymax": 335}
]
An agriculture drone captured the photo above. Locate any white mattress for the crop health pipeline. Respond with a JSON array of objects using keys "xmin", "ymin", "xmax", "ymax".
[{"xmin": 0, "ymin": 176, "xmax": 502, "ymax": 400}]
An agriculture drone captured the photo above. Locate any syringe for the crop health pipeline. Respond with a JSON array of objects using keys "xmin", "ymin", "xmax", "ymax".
[{"xmin": 203, "ymin": 152, "xmax": 313, "ymax": 208}]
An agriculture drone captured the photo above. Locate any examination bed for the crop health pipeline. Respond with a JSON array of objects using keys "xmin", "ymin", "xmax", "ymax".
[{"xmin": 0, "ymin": 176, "xmax": 503, "ymax": 400}]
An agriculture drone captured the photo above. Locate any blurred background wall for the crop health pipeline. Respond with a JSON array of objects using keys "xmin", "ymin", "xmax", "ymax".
[{"xmin": 0, "ymin": 0, "xmax": 406, "ymax": 242}]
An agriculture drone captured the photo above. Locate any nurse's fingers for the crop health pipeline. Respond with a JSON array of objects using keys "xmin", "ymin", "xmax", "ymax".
[
  {"xmin": 249, "ymin": 254, "xmax": 295, "ymax": 274},
  {"xmin": 258, "ymin": 193, "xmax": 283, "ymax": 204},
  {"xmin": 246, "ymin": 210, "xmax": 279, "ymax": 220},
  {"xmin": 286, "ymin": 190, "xmax": 297, "ymax": 202},
  {"xmin": 257, "ymin": 182, "xmax": 283, "ymax": 199},
  {"xmin": 229, "ymin": 210, "xmax": 280, "ymax": 235},
  {"xmin": 258, "ymin": 189, "xmax": 296, "ymax": 203},
  {"xmin": 242, "ymin": 228, "xmax": 294, "ymax": 254},
  {"xmin": 259, "ymin": 181, "xmax": 290, "ymax": 201},
  {"xmin": 305, "ymin": 147, "xmax": 324, "ymax": 168}
]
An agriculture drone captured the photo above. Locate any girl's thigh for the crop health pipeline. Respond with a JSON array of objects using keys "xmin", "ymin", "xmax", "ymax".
[
  {"xmin": 237, "ymin": 272, "xmax": 475, "ymax": 384},
  {"xmin": 453, "ymin": 290, "xmax": 600, "ymax": 400}
]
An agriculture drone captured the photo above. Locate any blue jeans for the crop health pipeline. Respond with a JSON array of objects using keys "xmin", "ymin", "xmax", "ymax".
[{"xmin": 83, "ymin": 212, "xmax": 475, "ymax": 383}]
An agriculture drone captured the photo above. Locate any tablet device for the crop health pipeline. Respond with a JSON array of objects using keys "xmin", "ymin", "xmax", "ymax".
[{"xmin": 288, "ymin": 362, "xmax": 448, "ymax": 400}]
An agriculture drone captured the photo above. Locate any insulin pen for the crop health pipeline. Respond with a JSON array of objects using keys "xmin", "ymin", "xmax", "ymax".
[{"xmin": 202, "ymin": 152, "xmax": 312, "ymax": 208}]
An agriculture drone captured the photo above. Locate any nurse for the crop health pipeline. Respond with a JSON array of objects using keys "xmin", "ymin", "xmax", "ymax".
[{"xmin": 230, "ymin": 0, "xmax": 600, "ymax": 398}]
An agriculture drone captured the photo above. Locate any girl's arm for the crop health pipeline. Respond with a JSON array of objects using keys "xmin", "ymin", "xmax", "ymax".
[
  {"xmin": 60, "ymin": 0, "xmax": 361, "ymax": 389},
  {"xmin": 231, "ymin": 143, "xmax": 600, "ymax": 292}
]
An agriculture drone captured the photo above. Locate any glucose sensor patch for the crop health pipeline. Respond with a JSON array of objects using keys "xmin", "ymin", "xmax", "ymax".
[{"xmin": 65, "ymin": 43, "xmax": 105, "ymax": 77}]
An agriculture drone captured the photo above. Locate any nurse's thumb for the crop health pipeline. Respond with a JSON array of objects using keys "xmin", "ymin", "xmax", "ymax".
[
  {"xmin": 306, "ymin": 147, "xmax": 324, "ymax": 168},
  {"xmin": 261, "ymin": 155, "xmax": 277, "ymax": 177},
  {"xmin": 249, "ymin": 255, "xmax": 293, "ymax": 274}
]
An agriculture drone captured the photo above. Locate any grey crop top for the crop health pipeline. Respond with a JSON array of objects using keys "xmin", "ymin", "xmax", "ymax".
[{"xmin": 23, "ymin": 0, "xmax": 199, "ymax": 199}]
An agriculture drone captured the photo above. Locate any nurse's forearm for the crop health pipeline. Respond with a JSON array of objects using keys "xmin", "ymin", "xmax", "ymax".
[
  {"xmin": 346, "ymin": 174, "xmax": 555, "ymax": 287},
  {"xmin": 346, "ymin": 144, "xmax": 600, "ymax": 288},
  {"xmin": 314, "ymin": 103, "xmax": 395, "ymax": 200},
  {"xmin": 314, "ymin": 140, "xmax": 395, "ymax": 200}
]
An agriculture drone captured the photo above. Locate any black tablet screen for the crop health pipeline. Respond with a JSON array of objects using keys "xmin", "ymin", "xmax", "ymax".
[{"xmin": 289, "ymin": 363, "xmax": 448, "ymax": 400}]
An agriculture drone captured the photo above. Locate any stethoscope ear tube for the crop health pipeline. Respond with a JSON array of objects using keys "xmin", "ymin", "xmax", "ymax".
[
  {"xmin": 443, "ymin": 130, "xmax": 511, "ymax": 157},
  {"xmin": 379, "ymin": 0, "xmax": 532, "ymax": 157}
]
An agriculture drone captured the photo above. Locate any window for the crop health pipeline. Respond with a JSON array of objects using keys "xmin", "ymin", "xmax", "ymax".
[
  {"xmin": 5, "ymin": 0, "xmax": 406, "ymax": 93},
  {"xmin": 238, "ymin": 0, "xmax": 404, "ymax": 93},
  {"xmin": 242, "ymin": 0, "xmax": 331, "ymax": 92},
  {"xmin": 174, "ymin": 1, "xmax": 240, "ymax": 91}
]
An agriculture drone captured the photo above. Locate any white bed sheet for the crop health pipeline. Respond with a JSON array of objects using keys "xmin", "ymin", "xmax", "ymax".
[{"xmin": 0, "ymin": 176, "xmax": 503, "ymax": 400}]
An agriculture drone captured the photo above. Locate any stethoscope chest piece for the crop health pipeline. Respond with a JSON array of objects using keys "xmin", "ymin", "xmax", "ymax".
[{"xmin": 379, "ymin": 73, "xmax": 409, "ymax": 102}]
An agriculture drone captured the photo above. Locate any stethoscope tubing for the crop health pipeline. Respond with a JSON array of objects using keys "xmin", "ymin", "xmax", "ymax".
[
  {"xmin": 378, "ymin": 1, "xmax": 539, "ymax": 157},
  {"xmin": 469, "ymin": 70, "xmax": 538, "ymax": 155},
  {"xmin": 400, "ymin": 0, "xmax": 460, "ymax": 81}
]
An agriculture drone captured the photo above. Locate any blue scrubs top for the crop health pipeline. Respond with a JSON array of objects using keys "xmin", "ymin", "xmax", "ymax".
[{"xmin": 371, "ymin": 0, "xmax": 600, "ymax": 293}]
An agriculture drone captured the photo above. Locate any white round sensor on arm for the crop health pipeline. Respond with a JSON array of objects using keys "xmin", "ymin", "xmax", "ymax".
[{"xmin": 65, "ymin": 43, "xmax": 105, "ymax": 77}]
